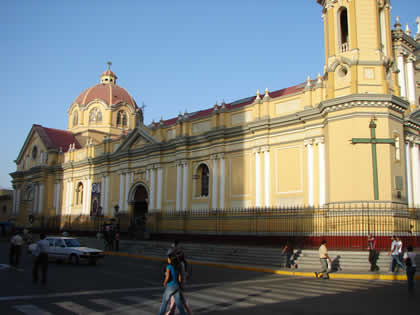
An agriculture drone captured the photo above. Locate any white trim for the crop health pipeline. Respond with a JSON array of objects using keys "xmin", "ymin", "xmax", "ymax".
[
  {"xmin": 182, "ymin": 163, "xmax": 188, "ymax": 210},
  {"xmin": 16, "ymin": 189, "xmax": 20, "ymax": 215},
  {"xmin": 124, "ymin": 173, "xmax": 130, "ymax": 212},
  {"xmin": 150, "ymin": 169, "xmax": 155, "ymax": 209},
  {"xmin": 86, "ymin": 179, "xmax": 92, "ymax": 215},
  {"xmin": 219, "ymin": 158, "xmax": 225, "ymax": 209},
  {"xmin": 100, "ymin": 177, "xmax": 105, "ymax": 210},
  {"xmin": 176, "ymin": 164, "xmax": 182, "ymax": 211},
  {"xmin": 306, "ymin": 141, "xmax": 314, "ymax": 207},
  {"xmin": 157, "ymin": 168, "xmax": 163, "ymax": 209},
  {"xmin": 12, "ymin": 189, "xmax": 16, "ymax": 214},
  {"xmin": 412, "ymin": 144, "xmax": 420, "ymax": 207},
  {"xmin": 33, "ymin": 184, "xmax": 38, "ymax": 214},
  {"xmin": 255, "ymin": 151, "xmax": 261, "ymax": 207},
  {"xmin": 82, "ymin": 180, "xmax": 88, "ymax": 215},
  {"xmin": 212, "ymin": 158, "xmax": 218, "ymax": 209},
  {"xmin": 405, "ymin": 142, "xmax": 413, "ymax": 207},
  {"xmin": 104, "ymin": 176, "xmax": 109, "ymax": 216},
  {"xmin": 119, "ymin": 174, "xmax": 124, "ymax": 212},
  {"xmin": 406, "ymin": 58, "xmax": 416, "ymax": 104},
  {"xmin": 264, "ymin": 150, "xmax": 270, "ymax": 207},
  {"xmin": 397, "ymin": 55, "xmax": 407, "ymax": 98},
  {"xmin": 317, "ymin": 140, "xmax": 326, "ymax": 206}
]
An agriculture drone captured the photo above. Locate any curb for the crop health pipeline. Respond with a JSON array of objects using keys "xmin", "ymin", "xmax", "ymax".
[{"xmin": 104, "ymin": 251, "xmax": 419, "ymax": 281}]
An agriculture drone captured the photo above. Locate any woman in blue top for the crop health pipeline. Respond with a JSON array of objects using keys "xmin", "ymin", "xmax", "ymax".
[{"xmin": 158, "ymin": 253, "xmax": 186, "ymax": 315}]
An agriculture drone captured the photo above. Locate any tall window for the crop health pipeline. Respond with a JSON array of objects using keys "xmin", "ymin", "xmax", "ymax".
[
  {"xmin": 338, "ymin": 8, "xmax": 349, "ymax": 52},
  {"xmin": 73, "ymin": 111, "xmax": 78, "ymax": 126},
  {"xmin": 198, "ymin": 164, "xmax": 209, "ymax": 197},
  {"xmin": 76, "ymin": 182, "xmax": 83, "ymax": 205},
  {"xmin": 117, "ymin": 110, "xmax": 127, "ymax": 127}
]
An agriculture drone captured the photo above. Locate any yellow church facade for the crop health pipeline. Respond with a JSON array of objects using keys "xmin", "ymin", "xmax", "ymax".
[{"xmin": 9, "ymin": 0, "xmax": 420, "ymax": 249}]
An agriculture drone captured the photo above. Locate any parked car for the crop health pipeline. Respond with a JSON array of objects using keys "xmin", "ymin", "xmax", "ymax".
[{"xmin": 29, "ymin": 236, "xmax": 104, "ymax": 265}]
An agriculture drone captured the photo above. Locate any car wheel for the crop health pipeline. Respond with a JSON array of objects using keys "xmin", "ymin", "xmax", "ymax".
[{"xmin": 69, "ymin": 254, "xmax": 79, "ymax": 265}]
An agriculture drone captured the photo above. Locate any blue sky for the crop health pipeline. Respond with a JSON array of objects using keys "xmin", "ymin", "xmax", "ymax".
[{"xmin": 1, "ymin": 0, "xmax": 419, "ymax": 189}]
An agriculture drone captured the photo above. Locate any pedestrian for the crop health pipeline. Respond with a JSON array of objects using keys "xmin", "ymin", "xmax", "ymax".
[
  {"xmin": 10, "ymin": 230, "xmax": 23, "ymax": 268},
  {"xmin": 32, "ymin": 233, "xmax": 49, "ymax": 285},
  {"xmin": 368, "ymin": 233, "xmax": 379, "ymax": 271},
  {"xmin": 396, "ymin": 236, "xmax": 404, "ymax": 269},
  {"xmin": 388, "ymin": 235, "xmax": 405, "ymax": 273},
  {"xmin": 115, "ymin": 230, "xmax": 120, "ymax": 252},
  {"xmin": 315, "ymin": 239, "xmax": 331, "ymax": 279},
  {"xmin": 282, "ymin": 242, "xmax": 294, "ymax": 268},
  {"xmin": 403, "ymin": 246, "xmax": 416, "ymax": 293},
  {"xmin": 158, "ymin": 253, "xmax": 186, "ymax": 315}
]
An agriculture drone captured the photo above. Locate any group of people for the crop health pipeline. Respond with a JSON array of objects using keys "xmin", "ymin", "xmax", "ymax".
[
  {"xmin": 8, "ymin": 230, "xmax": 49, "ymax": 285},
  {"xmin": 102, "ymin": 223, "xmax": 120, "ymax": 251}
]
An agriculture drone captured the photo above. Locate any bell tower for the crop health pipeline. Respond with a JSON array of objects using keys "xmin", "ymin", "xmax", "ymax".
[{"xmin": 317, "ymin": 0, "xmax": 398, "ymax": 99}]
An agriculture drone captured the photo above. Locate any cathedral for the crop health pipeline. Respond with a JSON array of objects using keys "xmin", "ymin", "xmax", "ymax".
[{"xmin": 9, "ymin": 1, "xmax": 420, "ymax": 248}]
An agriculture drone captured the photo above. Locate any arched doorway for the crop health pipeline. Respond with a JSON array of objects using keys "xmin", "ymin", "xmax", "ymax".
[{"xmin": 128, "ymin": 183, "xmax": 149, "ymax": 237}]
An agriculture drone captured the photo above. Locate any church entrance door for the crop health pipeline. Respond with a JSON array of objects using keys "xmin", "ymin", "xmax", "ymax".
[{"xmin": 130, "ymin": 185, "xmax": 148, "ymax": 238}]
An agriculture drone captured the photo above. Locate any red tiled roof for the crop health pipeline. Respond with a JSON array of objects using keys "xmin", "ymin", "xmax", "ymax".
[
  {"xmin": 74, "ymin": 84, "xmax": 137, "ymax": 108},
  {"xmin": 33, "ymin": 125, "xmax": 81, "ymax": 152},
  {"xmin": 154, "ymin": 82, "xmax": 306, "ymax": 127}
]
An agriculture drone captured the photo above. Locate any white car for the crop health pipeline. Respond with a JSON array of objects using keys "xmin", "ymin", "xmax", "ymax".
[{"xmin": 31, "ymin": 236, "xmax": 104, "ymax": 265}]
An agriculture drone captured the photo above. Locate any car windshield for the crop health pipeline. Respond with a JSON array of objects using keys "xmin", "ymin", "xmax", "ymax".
[{"xmin": 64, "ymin": 239, "xmax": 81, "ymax": 247}]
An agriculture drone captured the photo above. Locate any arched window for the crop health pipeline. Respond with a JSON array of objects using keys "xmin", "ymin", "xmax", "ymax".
[
  {"xmin": 338, "ymin": 8, "xmax": 349, "ymax": 52},
  {"xmin": 89, "ymin": 108, "xmax": 102, "ymax": 123},
  {"xmin": 76, "ymin": 182, "xmax": 83, "ymax": 205},
  {"xmin": 31, "ymin": 146, "xmax": 38, "ymax": 160},
  {"xmin": 117, "ymin": 110, "xmax": 127, "ymax": 127},
  {"xmin": 73, "ymin": 111, "xmax": 78, "ymax": 126},
  {"xmin": 97, "ymin": 110, "xmax": 102, "ymax": 122},
  {"xmin": 195, "ymin": 164, "xmax": 209, "ymax": 197}
]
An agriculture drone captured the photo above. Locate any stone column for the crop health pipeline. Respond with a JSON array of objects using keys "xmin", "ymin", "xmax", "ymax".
[
  {"xmin": 104, "ymin": 176, "xmax": 109, "ymax": 216},
  {"xmin": 211, "ymin": 155, "xmax": 218, "ymax": 209},
  {"xmin": 86, "ymin": 178, "xmax": 92, "ymax": 215},
  {"xmin": 315, "ymin": 137, "xmax": 326, "ymax": 206},
  {"xmin": 406, "ymin": 55, "xmax": 416, "ymax": 105},
  {"xmin": 262, "ymin": 147, "xmax": 270, "ymax": 207},
  {"xmin": 405, "ymin": 138, "xmax": 413, "ymax": 207},
  {"xmin": 156, "ymin": 167, "xmax": 163, "ymax": 210},
  {"xmin": 397, "ymin": 53, "xmax": 407, "ymax": 98},
  {"xmin": 305, "ymin": 139, "xmax": 315, "ymax": 207},
  {"xmin": 38, "ymin": 184, "xmax": 44, "ymax": 214},
  {"xmin": 411, "ymin": 139, "xmax": 420, "ymax": 207},
  {"xmin": 12, "ymin": 188, "xmax": 16, "ymax": 215},
  {"xmin": 149, "ymin": 168, "xmax": 156, "ymax": 210},
  {"xmin": 16, "ymin": 188, "xmax": 20, "ymax": 215},
  {"xmin": 100, "ymin": 177, "xmax": 105, "ymax": 211},
  {"xmin": 182, "ymin": 161, "xmax": 189, "ymax": 210},
  {"xmin": 254, "ymin": 149, "xmax": 262, "ymax": 207},
  {"xmin": 176, "ymin": 163, "xmax": 182, "ymax": 211},
  {"xmin": 33, "ymin": 184, "xmax": 38, "ymax": 214},
  {"xmin": 119, "ymin": 173, "xmax": 124, "ymax": 213},
  {"xmin": 68, "ymin": 181, "xmax": 73, "ymax": 215},
  {"xmin": 219, "ymin": 154, "xmax": 225, "ymax": 209},
  {"xmin": 82, "ymin": 179, "xmax": 88, "ymax": 215},
  {"xmin": 124, "ymin": 173, "xmax": 130, "ymax": 212}
]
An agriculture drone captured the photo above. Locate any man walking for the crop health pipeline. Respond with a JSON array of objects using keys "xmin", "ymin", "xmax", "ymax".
[
  {"xmin": 315, "ymin": 240, "xmax": 331, "ymax": 279},
  {"xmin": 9, "ymin": 230, "xmax": 23, "ymax": 268},
  {"xmin": 389, "ymin": 235, "xmax": 405, "ymax": 273},
  {"xmin": 368, "ymin": 234, "xmax": 379, "ymax": 271},
  {"xmin": 32, "ymin": 233, "xmax": 49, "ymax": 285}
]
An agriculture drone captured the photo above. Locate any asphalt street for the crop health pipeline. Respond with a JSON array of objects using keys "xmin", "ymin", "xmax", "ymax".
[{"xmin": 1, "ymin": 242, "xmax": 419, "ymax": 315}]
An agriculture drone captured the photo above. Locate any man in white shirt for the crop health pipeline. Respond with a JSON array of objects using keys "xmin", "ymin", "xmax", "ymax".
[
  {"xmin": 315, "ymin": 240, "xmax": 331, "ymax": 279},
  {"xmin": 9, "ymin": 231, "xmax": 24, "ymax": 268},
  {"xmin": 32, "ymin": 233, "xmax": 49, "ymax": 285},
  {"xmin": 389, "ymin": 235, "xmax": 405, "ymax": 273}
]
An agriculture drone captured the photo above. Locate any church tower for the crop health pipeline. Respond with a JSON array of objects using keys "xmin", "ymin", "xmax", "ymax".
[{"xmin": 317, "ymin": 0, "xmax": 398, "ymax": 99}]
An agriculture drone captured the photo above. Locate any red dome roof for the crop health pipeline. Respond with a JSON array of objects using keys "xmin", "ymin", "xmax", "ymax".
[{"xmin": 73, "ymin": 83, "xmax": 137, "ymax": 108}]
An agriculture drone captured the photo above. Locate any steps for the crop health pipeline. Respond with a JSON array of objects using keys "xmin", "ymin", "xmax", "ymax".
[{"xmin": 78, "ymin": 237, "xmax": 419, "ymax": 273}]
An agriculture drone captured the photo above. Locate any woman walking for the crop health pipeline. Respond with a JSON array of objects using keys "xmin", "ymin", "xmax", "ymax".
[{"xmin": 158, "ymin": 253, "xmax": 186, "ymax": 315}]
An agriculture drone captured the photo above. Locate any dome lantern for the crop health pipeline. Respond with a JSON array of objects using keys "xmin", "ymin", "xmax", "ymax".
[{"xmin": 100, "ymin": 61, "xmax": 118, "ymax": 84}]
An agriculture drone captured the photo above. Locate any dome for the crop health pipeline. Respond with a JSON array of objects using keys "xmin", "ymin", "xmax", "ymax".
[
  {"xmin": 73, "ymin": 65, "xmax": 137, "ymax": 109},
  {"xmin": 73, "ymin": 83, "xmax": 138, "ymax": 108}
]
